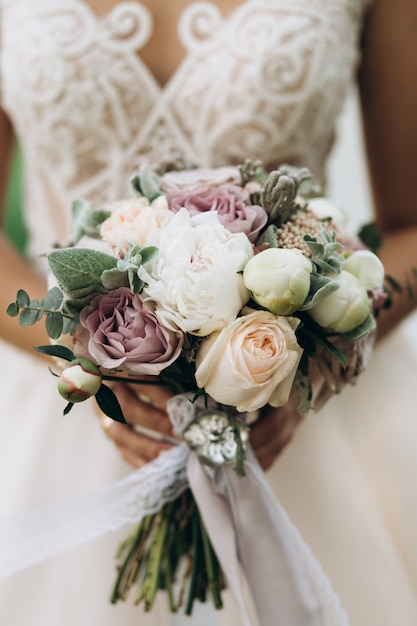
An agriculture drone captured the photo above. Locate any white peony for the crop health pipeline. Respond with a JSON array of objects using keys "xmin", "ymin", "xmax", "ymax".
[
  {"xmin": 309, "ymin": 269, "xmax": 370, "ymax": 333},
  {"xmin": 342, "ymin": 249, "xmax": 384, "ymax": 290},
  {"xmin": 139, "ymin": 209, "xmax": 254, "ymax": 336}
]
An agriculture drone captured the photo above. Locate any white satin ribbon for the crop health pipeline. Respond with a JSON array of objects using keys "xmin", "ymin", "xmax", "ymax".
[{"xmin": 0, "ymin": 394, "xmax": 349, "ymax": 626}]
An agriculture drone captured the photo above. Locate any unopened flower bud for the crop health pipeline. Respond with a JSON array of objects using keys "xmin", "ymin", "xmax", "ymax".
[
  {"xmin": 58, "ymin": 358, "xmax": 102, "ymax": 403},
  {"xmin": 342, "ymin": 250, "xmax": 384, "ymax": 290},
  {"xmin": 309, "ymin": 270, "xmax": 370, "ymax": 333},
  {"xmin": 243, "ymin": 248, "xmax": 312, "ymax": 315}
]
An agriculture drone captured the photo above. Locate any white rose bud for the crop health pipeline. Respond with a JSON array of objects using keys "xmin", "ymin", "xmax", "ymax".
[
  {"xmin": 243, "ymin": 248, "xmax": 312, "ymax": 315},
  {"xmin": 342, "ymin": 250, "xmax": 384, "ymax": 290},
  {"xmin": 309, "ymin": 270, "xmax": 370, "ymax": 333},
  {"xmin": 58, "ymin": 358, "xmax": 102, "ymax": 403}
]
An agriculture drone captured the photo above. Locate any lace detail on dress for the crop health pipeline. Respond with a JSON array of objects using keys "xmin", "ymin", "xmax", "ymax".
[{"xmin": 1, "ymin": 0, "xmax": 367, "ymax": 266}]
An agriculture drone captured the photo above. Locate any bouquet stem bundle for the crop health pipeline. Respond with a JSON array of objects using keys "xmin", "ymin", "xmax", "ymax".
[{"xmin": 111, "ymin": 489, "xmax": 224, "ymax": 614}]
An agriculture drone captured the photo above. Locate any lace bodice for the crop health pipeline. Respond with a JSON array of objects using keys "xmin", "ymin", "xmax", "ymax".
[{"xmin": 0, "ymin": 0, "xmax": 370, "ymax": 264}]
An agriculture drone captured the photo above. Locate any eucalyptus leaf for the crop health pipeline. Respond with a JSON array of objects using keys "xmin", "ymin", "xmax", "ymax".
[
  {"xmin": 35, "ymin": 344, "xmax": 75, "ymax": 361},
  {"xmin": 16, "ymin": 289, "xmax": 30, "ymax": 307},
  {"xmin": 19, "ymin": 308, "xmax": 37, "ymax": 327},
  {"xmin": 41, "ymin": 287, "xmax": 64, "ymax": 311},
  {"xmin": 45, "ymin": 311, "xmax": 64, "ymax": 339},
  {"xmin": 6, "ymin": 302, "xmax": 19, "ymax": 317},
  {"xmin": 95, "ymin": 384, "xmax": 127, "ymax": 424}
]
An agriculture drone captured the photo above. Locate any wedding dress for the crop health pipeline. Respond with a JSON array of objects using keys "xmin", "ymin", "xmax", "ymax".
[{"xmin": 1, "ymin": 1, "xmax": 417, "ymax": 625}]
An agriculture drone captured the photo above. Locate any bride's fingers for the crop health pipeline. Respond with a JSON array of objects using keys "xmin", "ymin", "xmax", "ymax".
[
  {"xmin": 100, "ymin": 417, "xmax": 172, "ymax": 466},
  {"xmin": 112, "ymin": 382, "xmax": 175, "ymax": 437},
  {"xmin": 250, "ymin": 403, "xmax": 303, "ymax": 469}
]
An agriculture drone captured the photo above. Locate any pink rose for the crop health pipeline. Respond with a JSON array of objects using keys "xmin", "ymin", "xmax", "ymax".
[
  {"xmin": 168, "ymin": 184, "xmax": 267, "ymax": 243},
  {"xmin": 76, "ymin": 288, "xmax": 183, "ymax": 375}
]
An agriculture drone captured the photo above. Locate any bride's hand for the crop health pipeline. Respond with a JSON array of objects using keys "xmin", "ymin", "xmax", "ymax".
[
  {"xmin": 98, "ymin": 383, "xmax": 303, "ymax": 472},
  {"xmin": 249, "ymin": 396, "xmax": 303, "ymax": 471},
  {"xmin": 98, "ymin": 382, "xmax": 176, "ymax": 468}
]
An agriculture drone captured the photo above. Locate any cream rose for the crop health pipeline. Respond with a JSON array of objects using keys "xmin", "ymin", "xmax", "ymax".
[
  {"xmin": 195, "ymin": 309, "xmax": 303, "ymax": 412},
  {"xmin": 100, "ymin": 196, "xmax": 173, "ymax": 252}
]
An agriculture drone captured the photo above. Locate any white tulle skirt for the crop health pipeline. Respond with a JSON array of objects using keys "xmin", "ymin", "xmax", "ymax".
[{"xmin": 1, "ymin": 313, "xmax": 417, "ymax": 626}]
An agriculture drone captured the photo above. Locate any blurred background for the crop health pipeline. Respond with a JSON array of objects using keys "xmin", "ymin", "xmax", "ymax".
[{"xmin": 4, "ymin": 86, "xmax": 372, "ymax": 256}]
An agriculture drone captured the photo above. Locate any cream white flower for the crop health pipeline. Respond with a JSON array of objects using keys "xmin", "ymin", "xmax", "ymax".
[
  {"xmin": 307, "ymin": 197, "xmax": 348, "ymax": 229},
  {"xmin": 309, "ymin": 269, "xmax": 370, "ymax": 333},
  {"xmin": 243, "ymin": 248, "xmax": 312, "ymax": 315},
  {"xmin": 100, "ymin": 196, "xmax": 173, "ymax": 252},
  {"xmin": 343, "ymin": 250, "xmax": 384, "ymax": 290},
  {"xmin": 139, "ymin": 209, "xmax": 253, "ymax": 336},
  {"xmin": 195, "ymin": 309, "xmax": 303, "ymax": 412}
]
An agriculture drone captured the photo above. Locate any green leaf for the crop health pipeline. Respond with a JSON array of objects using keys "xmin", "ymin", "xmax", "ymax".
[
  {"xmin": 41, "ymin": 286, "xmax": 64, "ymax": 311},
  {"xmin": 19, "ymin": 308, "xmax": 39, "ymax": 326},
  {"xmin": 101, "ymin": 267, "xmax": 130, "ymax": 290},
  {"xmin": 357, "ymin": 222, "xmax": 382, "ymax": 254},
  {"xmin": 385, "ymin": 274, "xmax": 403, "ymax": 293},
  {"xmin": 300, "ymin": 275, "xmax": 339, "ymax": 310},
  {"xmin": 260, "ymin": 224, "xmax": 278, "ymax": 248},
  {"xmin": 95, "ymin": 384, "xmax": 127, "ymax": 424},
  {"xmin": 45, "ymin": 311, "xmax": 64, "ymax": 339},
  {"xmin": 71, "ymin": 198, "xmax": 111, "ymax": 244},
  {"xmin": 139, "ymin": 246, "xmax": 158, "ymax": 264},
  {"xmin": 130, "ymin": 165, "xmax": 162, "ymax": 203},
  {"xmin": 342, "ymin": 313, "xmax": 377, "ymax": 342},
  {"xmin": 48, "ymin": 247, "xmax": 118, "ymax": 297},
  {"xmin": 16, "ymin": 289, "xmax": 30, "ymax": 307},
  {"xmin": 6, "ymin": 302, "xmax": 19, "ymax": 317},
  {"xmin": 300, "ymin": 324, "xmax": 346, "ymax": 368},
  {"xmin": 63, "ymin": 402, "xmax": 74, "ymax": 416},
  {"xmin": 35, "ymin": 344, "xmax": 75, "ymax": 361}
]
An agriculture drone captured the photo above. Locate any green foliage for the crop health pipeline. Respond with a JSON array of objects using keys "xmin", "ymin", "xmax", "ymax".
[
  {"xmin": 130, "ymin": 164, "xmax": 163, "ymax": 202},
  {"xmin": 101, "ymin": 244, "xmax": 158, "ymax": 294},
  {"xmin": 341, "ymin": 313, "xmax": 376, "ymax": 342},
  {"xmin": 71, "ymin": 198, "xmax": 111, "ymax": 244},
  {"xmin": 6, "ymin": 286, "xmax": 69, "ymax": 339},
  {"xmin": 35, "ymin": 344, "xmax": 75, "ymax": 361},
  {"xmin": 95, "ymin": 384, "xmax": 127, "ymax": 424},
  {"xmin": 357, "ymin": 221, "xmax": 382, "ymax": 254}
]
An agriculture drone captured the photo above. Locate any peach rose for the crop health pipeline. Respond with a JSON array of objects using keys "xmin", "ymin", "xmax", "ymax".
[
  {"xmin": 195, "ymin": 309, "xmax": 303, "ymax": 413},
  {"xmin": 100, "ymin": 196, "xmax": 173, "ymax": 253}
]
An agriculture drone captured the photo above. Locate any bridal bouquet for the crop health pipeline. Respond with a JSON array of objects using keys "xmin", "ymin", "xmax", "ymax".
[{"xmin": 7, "ymin": 160, "xmax": 386, "ymax": 618}]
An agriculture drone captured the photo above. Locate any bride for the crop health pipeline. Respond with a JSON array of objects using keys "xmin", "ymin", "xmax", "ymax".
[{"xmin": 0, "ymin": 1, "xmax": 417, "ymax": 625}]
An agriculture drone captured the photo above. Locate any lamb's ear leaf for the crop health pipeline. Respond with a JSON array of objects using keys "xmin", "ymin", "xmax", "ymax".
[{"xmin": 47, "ymin": 248, "xmax": 118, "ymax": 294}]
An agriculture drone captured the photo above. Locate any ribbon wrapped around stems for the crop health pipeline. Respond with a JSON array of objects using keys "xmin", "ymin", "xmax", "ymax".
[{"xmin": 0, "ymin": 394, "xmax": 349, "ymax": 626}]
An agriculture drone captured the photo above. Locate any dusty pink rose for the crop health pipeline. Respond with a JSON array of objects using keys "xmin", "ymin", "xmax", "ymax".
[
  {"xmin": 168, "ymin": 184, "xmax": 267, "ymax": 243},
  {"xmin": 76, "ymin": 288, "xmax": 183, "ymax": 375}
]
